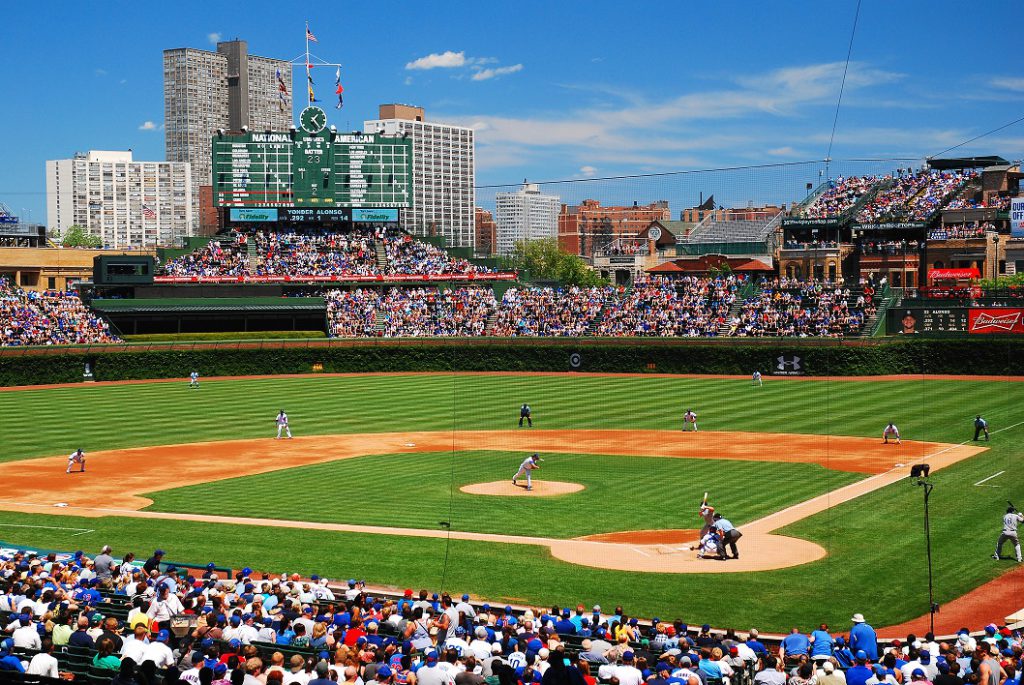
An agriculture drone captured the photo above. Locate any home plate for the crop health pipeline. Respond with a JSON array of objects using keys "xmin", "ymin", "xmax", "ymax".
[{"xmin": 405, "ymin": 443, "xmax": 416, "ymax": 447}]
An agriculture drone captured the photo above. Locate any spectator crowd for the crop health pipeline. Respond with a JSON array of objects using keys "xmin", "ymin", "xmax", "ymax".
[
  {"xmin": 726, "ymin": 280, "xmax": 873, "ymax": 338},
  {"xmin": 856, "ymin": 171, "xmax": 975, "ymax": 224},
  {"xmin": 0, "ymin": 546, "xmax": 1020, "ymax": 685},
  {"xmin": 0, "ymin": 279, "xmax": 119, "ymax": 347},
  {"xmin": 803, "ymin": 176, "xmax": 879, "ymax": 219}
]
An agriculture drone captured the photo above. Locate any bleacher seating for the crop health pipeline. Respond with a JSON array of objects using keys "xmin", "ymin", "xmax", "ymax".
[
  {"xmin": 683, "ymin": 216, "xmax": 781, "ymax": 244},
  {"xmin": 0, "ymin": 278, "xmax": 119, "ymax": 347}
]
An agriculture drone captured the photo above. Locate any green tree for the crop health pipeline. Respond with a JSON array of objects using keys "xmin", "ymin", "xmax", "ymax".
[
  {"xmin": 502, "ymin": 238, "xmax": 608, "ymax": 287},
  {"xmin": 57, "ymin": 225, "xmax": 103, "ymax": 248}
]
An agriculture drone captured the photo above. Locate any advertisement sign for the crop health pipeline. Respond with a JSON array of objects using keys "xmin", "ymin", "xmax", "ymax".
[
  {"xmin": 229, "ymin": 208, "xmax": 279, "ymax": 222},
  {"xmin": 969, "ymin": 308, "xmax": 1024, "ymax": 334},
  {"xmin": 772, "ymin": 354, "xmax": 804, "ymax": 376},
  {"xmin": 154, "ymin": 273, "xmax": 518, "ymax": 284},
  {"xmin": 1011, "ymin": 198, "xmax": 1024, "ymax": 238},
  {"xmin": 351, "ymin": 208, "xmax": 399, "ymax": 223}
]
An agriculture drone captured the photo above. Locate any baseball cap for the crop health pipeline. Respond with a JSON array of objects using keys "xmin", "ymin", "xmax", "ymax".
[
  {"xmin": 229, "ymin": 638, "xmax": 241, "ymax": 649},
  {"xmin": 856, "ymin": 650, "xmax": 868, "ymax": 661},
  {"xmin": 404, "ymin": 589, "xmax": 413, "ymax": 597},
  {"xmin": 154, "ymin": 549, "xmax": 164, "ymax": 556},
  {"xmin": 462, "ymin": 594, "xmax": 470, "ymax": 601},
  {"xmin": 156, "ymin": 629, "xmax": 169, "ymax": 642},
  {"xmin": 377, "ymin": 666, "xmax": 393, "ymax": 679},
  {"xmin": 214, "ymin": 663, "xmax": 228, "ymax": 676},
  {"xmin": 912, "ymin": 669, "xmax": 926, "ymax": 679},
  {"xmin": 623, "ymin": 651, "xmax": 635, "ymax": 661}
]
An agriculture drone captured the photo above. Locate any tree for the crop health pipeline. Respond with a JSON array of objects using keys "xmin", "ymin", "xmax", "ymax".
[
  {"xmin": 502, "ymin": 238, "xmax": 607, "ymax": 287},
  {"xmin": 57, "ymin": 225, "xmax": 103, "ymax": 248}
]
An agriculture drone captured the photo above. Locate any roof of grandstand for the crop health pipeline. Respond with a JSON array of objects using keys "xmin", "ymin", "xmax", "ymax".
[{"xmin": 927, "ymin": 155, "xmax": 1008, "ymax": 170}]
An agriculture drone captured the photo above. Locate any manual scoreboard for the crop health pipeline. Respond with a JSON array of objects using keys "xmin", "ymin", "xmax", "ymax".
[{"xmin": 213, "ymin": 113, "xmax": 412, "ymax": 210}]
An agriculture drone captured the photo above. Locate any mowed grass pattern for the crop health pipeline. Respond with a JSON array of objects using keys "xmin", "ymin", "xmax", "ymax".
[
  {"xmin": 0, "ymin": 374, "xmax": 1021, "ymax": 629},
  {"xmin": 143, "ymin": 450, "xmax": 862, "ymax": 538}
]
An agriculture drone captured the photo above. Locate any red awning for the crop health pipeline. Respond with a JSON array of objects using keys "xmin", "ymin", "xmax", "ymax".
[
  {"xmin": 929, "ymin": 268, "xmax": 980, "ymax": 282},
  {"xmin": 648, "ymin": 261, "xmax": 685, "ymax": 273}
]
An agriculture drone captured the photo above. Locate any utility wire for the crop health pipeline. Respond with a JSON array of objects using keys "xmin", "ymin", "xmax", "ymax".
[
  {"xmin": 825, "ymin": 0, "xmax": 863, "ymax": 179},
  {"xmin": 929, "ymin": 113, "xmax": 1024, "ymax": 160}
]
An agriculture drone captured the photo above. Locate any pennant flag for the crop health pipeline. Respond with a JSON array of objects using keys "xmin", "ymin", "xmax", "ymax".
[
  {"xmin": 307, "ymin": 74, "xmax": 314, "ymax": 85},
  {"xmin": 278, "ymin": 92, "xmax": 286, "ymax": 112},
  {"xmin": 276, "ymin": 68, "xmax": 288, "ymax": 94},
  {"xmin": 306, "ymin": 27, "xmax": 318, "ymax": 43},
  {"xmin": 335, "ymin": 67, "xmax": 344, "ymax": 109},
  {"xmin": 308, "ymin": 83, "xmax": 317, "ymax": 102}
]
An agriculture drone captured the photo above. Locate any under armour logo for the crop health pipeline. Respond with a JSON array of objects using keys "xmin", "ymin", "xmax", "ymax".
[{"xmin": 777, "ymin": 355, "xmax": 802, "ymax": 371}]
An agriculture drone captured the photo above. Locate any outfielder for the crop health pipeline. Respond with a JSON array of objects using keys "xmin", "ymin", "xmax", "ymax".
[
  {"xmin": 275, "ymin": 410, "xmax": 292, "ymax": 439},
  {"xmin": 512, "ymin": 453, "xmax": 541, "ymax": 490},
  {"xmin": 883, "ymin": 422, "xmax": 901, "ymax": 444},
  {"xmin": 994, "ymin": 506, "xmax": 1024, "ymax": 563},
  {"xmin": 189, "ymin": 371, "xmax": 199, "ymax": 389},
  {"xmin": 67, "ymin": 448, "xmax": 86, "ymax": 474},
  {"xmin": 683, "ymin": 409, "xmax": 698, "ymax": 432},
  {"xmin": 519, "ymin": 403, "xmax": 533, "ymax": 428},
  {"xmin": 974, "ymin": 415, "xmax": 990, "ymax": 441},
  {"xmin": 752, "ymin": 370, "xmax": 762, "ymax": 387}
]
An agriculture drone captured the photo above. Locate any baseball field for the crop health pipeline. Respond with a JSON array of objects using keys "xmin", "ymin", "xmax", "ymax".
[{"xmin": 1, "ymin": 372, "xmax": 1022, "ymax": 632}]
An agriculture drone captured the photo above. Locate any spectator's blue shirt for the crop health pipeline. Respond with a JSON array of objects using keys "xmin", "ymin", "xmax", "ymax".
[
  {"xmin": 698, "ymin": 659, "xmax": 722, "ymax": 679},
  {"xmin": 849, "ymin": 624, "xmax": 878, "ymax": 661},
  {"xmin": 746, "ymin": 639, "xmax": 767, "ymax": 655},
  {"xmin": 554, "ymin": 619, "xmax": 576, "ymax": 635},
  {"xmin": 0, "ymin": 654, "xmax": 24, "ymax": 672},
  {"xmin": 847, "ymin": 665, "xmax": 873, "ymax": 685},
  {"xmin": 810, "ymin": 630, "xmax": 834, "ymax": 657},
  {"xmin": 833, "ymin": 647, "xmax": 854, "ymax": 668},
  {"xmin": 781, "ymin": 633, "xmax": 810, "ymax": 656},
  {"xmin": 68, "ymin": 630, "xmax": 95, "ymax": 649}
]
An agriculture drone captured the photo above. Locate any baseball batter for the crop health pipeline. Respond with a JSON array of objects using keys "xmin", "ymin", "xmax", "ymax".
[
  {"xmin": 994, "ymin": 506, "xmax": 1024, "ymax": 563},
  {"xmin": 699, "ymin": 503, "xmax": 716, "ymax": 537},
  {"xmin": 66, "ymin": 448, "xmax": 86, "ymax": 474},
  {"xmin": 275, "ymin": 410, "xmax": 292, "ymax": 439},
  {"xmin": 189, "ymin": 371, "xmax": 200, "ymax": 389},
  {"xmin": 883, "ymin": 422, "xmax": 901, "ymax": 444},
  {"xmin": 683, "ymin": 409, "xmax": 698, "ymax": 432},
  {"xmin": 512, "ymin": 453, "xmax": 541, "ymax": 490}
]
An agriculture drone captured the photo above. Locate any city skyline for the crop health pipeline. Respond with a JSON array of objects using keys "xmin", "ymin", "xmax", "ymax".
[{"xmin": 2, "ymin": 0, "xmax": 1023, "ymax": 226}]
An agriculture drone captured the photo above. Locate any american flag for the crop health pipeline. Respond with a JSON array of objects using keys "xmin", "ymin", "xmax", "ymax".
[
  {"xmin": 142, "ymin": 205, "xmax": 157, "ymax": 220},
  {"xmin": 306, "ymin": 27, "xmax": 318, "ymax": 43}
]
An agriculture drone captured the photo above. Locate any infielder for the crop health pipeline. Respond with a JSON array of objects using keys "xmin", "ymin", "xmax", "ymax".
[
  {"xmin": 974, "ymin": 415, "xmax": 990, "ymax": 441},
  {"xmin": 189, "ymin": 370, "xmax": 200, "ymax": 389},
  {"xmin": 752, "ymin": 370, "xmax": 762, "ymax": 387},
  {"xmin": 682, "ymin": 409, "xmax": 698, "ymax": 432},
  {"xmin": 519, "ymin": 403, "xmax": 533, "ymax": 428},
  {"xmin": 512, "ymin": 453, "xmax": 541, "ymax": 490},
  {"xmin": 883, "ymin": 422, "xmax": 901, "ymax": 444},
  {"xmin": 993, "ymin": 506, "xmax": 1024, "ymax": 562},
  {"xmin": 67, "ymin": 448, "xmax": 86, "ymax": 474},
  {"xmin": 275, "ymin": 410, "xmax": 292, "ymax": 439}
]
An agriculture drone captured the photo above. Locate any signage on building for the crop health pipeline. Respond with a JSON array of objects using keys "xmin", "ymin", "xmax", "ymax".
[
  {"xmin": 229, "ymin": 208, "xmax": 279, "ymax": 222},
  {"xmin": 281, "ymin": 208, "xmax": 352, "ymax": 222},
  {"xmin": 969, "ymin": 308, "xmax": 1024, "ymax": 334},
  {"xmin": 855, "ymin": 222, "xmax": 927, "ymax": 231},
  {"xmin": 1011, "ymin": 198, "xmax": 1024, "ymax": 238},
  {"xmin": 212, "ymin": 130, "xmax": 412, "ymax": 209},
  {"xmin": 351, "ymin": 208, "xmax": 399, "ymax": 223}
]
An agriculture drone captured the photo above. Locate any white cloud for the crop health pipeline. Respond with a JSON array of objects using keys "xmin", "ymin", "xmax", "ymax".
[
  {"xmin": 406, "ymin": 51, "xmax": 466, "ymax": 70},
  {"xmin": 207, "ymin": 32, "xmax": 222, "ymax": 45},
  {"xmin": 767, "ymin": 146, "xmax": 798, "ymax": 157},
  {"xmin": 579, "ymin": 165, "xmax": 598, "ymax": 177},
  {"xmin": 94, "ymin": 69, "xmax": 107, "ymax": 77},
  {"xmin": 990, "ymin": 76, "xmax": 1024, "ymax": 92},
  {"xmin": 138, "ymin": 121, "xmax": 159, "ymax": 131},
  {"xmin": 471, "ymin": 64, "xmax": 523, "ymax": 82}
]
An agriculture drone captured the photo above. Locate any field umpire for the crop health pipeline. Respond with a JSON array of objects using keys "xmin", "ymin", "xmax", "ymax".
[
  {"xmin": 974, "ymin": 415, "xmax": 990, "ymax": 441},
  {"xmin": 713, "ymin": 513, "xmax": 743, "ymax": 560},
  {"xmin": 519, "ymin": 403, "xmax": 533, "ymax": 428}
]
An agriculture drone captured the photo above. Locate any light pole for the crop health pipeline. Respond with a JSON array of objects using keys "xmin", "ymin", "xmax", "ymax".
[{"xmin": 914, "ymin": 476, "xmax": 937, "ymax": 635}]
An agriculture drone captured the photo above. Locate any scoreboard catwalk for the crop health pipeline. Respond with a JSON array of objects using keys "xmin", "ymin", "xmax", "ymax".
[{"xmin": 213, "ymin": 129, "xmax": 412, "ymax": 210}]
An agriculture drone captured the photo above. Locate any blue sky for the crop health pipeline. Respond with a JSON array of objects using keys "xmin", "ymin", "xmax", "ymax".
[{"xmin": 2, "ymin": 0, "xmax": 1023, "ymax": 223}]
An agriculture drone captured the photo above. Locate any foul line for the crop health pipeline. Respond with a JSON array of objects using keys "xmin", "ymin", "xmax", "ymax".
[
  {"xmin": 0, "ymin": 524, "xmax": 94, "ymax": 536},
  {"xmin": 974, "ymin": 471, "xmax": 1005, "ymax": 487}
]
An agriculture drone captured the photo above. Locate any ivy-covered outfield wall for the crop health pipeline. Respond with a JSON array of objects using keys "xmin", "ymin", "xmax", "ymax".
[{"xmin": 0, "ymin": 337, "xmax": 1020, "ymax": 386}]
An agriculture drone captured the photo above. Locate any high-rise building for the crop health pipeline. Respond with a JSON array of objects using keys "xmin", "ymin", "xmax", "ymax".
[
  {"xmin": 475, "ymin": 207, "xmax": 497, "ymax": 256},
  {"xmin": 163, "ymin": 40, "xmax": 292, "ymax": 228},
  {"xmin": 364, "ymin": 104, "xmax": 475, "ymax": 248},
  {"xmin": 46, "ymin": 151, "xmax": 192, "ymax": 248},
  {"xmin": 495, "ymin": 183, "xmax": 560, "ymax": 256},
  {"xmin": 558, "ymin": 199, "xmax": 671, "ymax": 256}
]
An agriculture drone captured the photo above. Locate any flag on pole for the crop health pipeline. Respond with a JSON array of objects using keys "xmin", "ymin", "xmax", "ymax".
[
  {"xmin": 308, "ymin": 83, "xmax": 317, "ymax": 102},
  {"xmin": 142, "ymin": 205, "xmax": 157, "ymax": 220},
  {"xmin": 276, "ymin": 68, "xmax": 288, "ymax": 94},
  {"xmin": 306, "ymin": 27, "xmax": 318, "ymax": 43},
  {"xmin": 335, "ymin": 67, "xmax": 344, "ymax": 109},
  {"xmin": 307, "ymin": 74, "xmax": 315, "ymax": 86}
]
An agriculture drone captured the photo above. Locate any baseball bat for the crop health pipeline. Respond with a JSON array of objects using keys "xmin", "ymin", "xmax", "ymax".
[{"xmin": 701, "ymin": 492, "xmax": 708, "ymax": 507}]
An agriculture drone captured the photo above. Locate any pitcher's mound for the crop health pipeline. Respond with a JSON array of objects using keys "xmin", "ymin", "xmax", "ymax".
[{"xmin": 461, "ymin": 480, "xmax": 584, "ymax": 497}]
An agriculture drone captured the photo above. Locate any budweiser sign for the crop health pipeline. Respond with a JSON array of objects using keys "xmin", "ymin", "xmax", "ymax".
[{"xmin": 969, "ymin": 308, "xmax": 1024, "ymax": 334}]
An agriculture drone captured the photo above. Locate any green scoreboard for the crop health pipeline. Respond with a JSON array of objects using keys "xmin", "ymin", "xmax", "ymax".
[{"xmin": 212, "ymin": 112, "xmax": 412, "ymax": 210}]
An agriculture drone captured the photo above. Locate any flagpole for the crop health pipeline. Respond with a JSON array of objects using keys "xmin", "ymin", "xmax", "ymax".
[{"xmin": 305, "ymin": 21, "xmax": 311, "ymax": 107}]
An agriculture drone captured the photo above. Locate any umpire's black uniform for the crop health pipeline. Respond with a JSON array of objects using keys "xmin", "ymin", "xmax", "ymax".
[{"xmin": 519, "ymin": 404, "xmax": 532, "ymax": 427}]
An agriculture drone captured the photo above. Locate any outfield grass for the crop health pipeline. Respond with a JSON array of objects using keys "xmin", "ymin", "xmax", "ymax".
[
  {"xmin": 144, "ymin": 450, "xmax": 862, "ymax": 537},
  {"xmin": 0, "ymin": 373, "xmax": 1021, "ymax": 630}
]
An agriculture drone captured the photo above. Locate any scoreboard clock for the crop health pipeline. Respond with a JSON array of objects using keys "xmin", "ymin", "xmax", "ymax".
[{"xmin": 299, "ymin": 106, "xmax": 328, "ymax": 135}]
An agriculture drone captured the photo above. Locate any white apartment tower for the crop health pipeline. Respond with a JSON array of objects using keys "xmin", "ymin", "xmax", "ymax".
[
  {"xmin": 364, "ymin": 104, "xmax": 475, "ymax": 248},
  {"xmin": 495, "ymin": 183, "xmax": 561, "ymax": 255},
  {"xmin": 164, "ymin": 40, "xmax": 293, "ymax": 228},
  {"xmin": 46, "ymin": 151, "xmax": 192, "ymax": 248}
]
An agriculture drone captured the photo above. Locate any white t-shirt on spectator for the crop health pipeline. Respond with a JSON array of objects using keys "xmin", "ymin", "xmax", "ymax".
[{"xmin": 27, "ymin": 652, "xmax": 59, "ymax": 678}]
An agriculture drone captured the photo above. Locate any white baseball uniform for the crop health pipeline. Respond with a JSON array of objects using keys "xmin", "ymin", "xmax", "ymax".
[
  {"xmin": 189, "ymin": 371, "xmax": 199, "ymax": 388},
  {"xmin": 683, "ymin": 411, "xmax": 698, "ymax": 432},
  {"xmin": 995, "ymin": 511, "xmax": 1024, "ymax": 562},
  {"xmin": 276, "ymin": 412, "xmax": 292, "ymax": 439},
  {"xmin": 67, "ymin": 450, "xmax": 85, "ymax": 473},
  {"xmin": 513, "ymin": 455, "xmax": 539, "ymax": 489},
  {"xmin": 752, "ymin": 371, "xmax": 762, "ymax": 386},
  {"xmin": 883, "ymin": 423, "xmax": 901, "ymax": 443}
]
